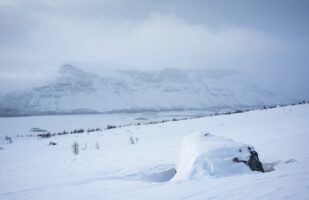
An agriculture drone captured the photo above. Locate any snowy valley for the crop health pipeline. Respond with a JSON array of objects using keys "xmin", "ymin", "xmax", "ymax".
[{"xmin": 2, "ymin": 1, "xmax": 309, "ymax": 199}]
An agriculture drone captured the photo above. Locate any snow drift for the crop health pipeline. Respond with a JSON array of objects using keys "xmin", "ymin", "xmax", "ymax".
[{"xmin": 172, "ymin": 133, "xmax": 264, "ymax": 181}]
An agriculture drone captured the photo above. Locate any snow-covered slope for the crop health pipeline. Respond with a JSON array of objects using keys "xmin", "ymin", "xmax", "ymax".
[
  {"xmin": 0, "ymin": 64, "xmax": 283, "ymax": 116},
  {"xmin": 0, "ymin": 104, "xmax": 308, "ymax": 199}
]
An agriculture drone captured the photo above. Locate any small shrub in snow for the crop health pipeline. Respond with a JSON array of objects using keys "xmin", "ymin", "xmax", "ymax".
[
  {"xmin": 106, "ymin": 125, "xmax": 117, "ymax": 129},
  {"xmin": 129, "ymin": 136, "xmax": 139, "ymax": 144},
  {"xmin": 63, "ymin": 131, "xmax": 69, "ymax": 135},
  {"xmin": 37, "ymin": 132, "xmax": 52, "ymax": 138},
  {"xmin": 71, "ymin": 129, "xmax": 84, "ymax": 134},
  {"xmin": 5, "ymin": 135, "xmax": 12, "ymax": 144},
  {"xmin": 87, "ymin": 128, "xmax": 95, "ymax": 133},
  {"xmin": 72, "ymin": 142, "xmax": 79, "ymax": 155},
  {"xmin": 234, "ymin": 110, "xmax": 243, "ymax": 114},
  {"xmin": 57, "ymin": 131, "xmax": 68, "ymax": 136},
  {"xmin": 49, "ymin": 141, "xmax": 57, "ymax": 145}
]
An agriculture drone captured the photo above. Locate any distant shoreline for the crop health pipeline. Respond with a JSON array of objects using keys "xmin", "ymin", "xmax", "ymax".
[{"xmin": 1, "ymin": 100, "xmax": 308, "ymax": 118}]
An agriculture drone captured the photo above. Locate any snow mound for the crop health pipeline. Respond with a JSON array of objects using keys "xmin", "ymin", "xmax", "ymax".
[{"xmin": 172, "ymin": 133, "xmax": 257, "ymax": 181}]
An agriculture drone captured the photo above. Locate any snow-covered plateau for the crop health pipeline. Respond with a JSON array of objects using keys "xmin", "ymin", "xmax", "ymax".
[
  {"xmin": 0, "ymin": 104, "xmax": 308, "ymax": 200},
  {"xmin": 0, "ymin": 64, "xmax": 287, "ymax": 116}
]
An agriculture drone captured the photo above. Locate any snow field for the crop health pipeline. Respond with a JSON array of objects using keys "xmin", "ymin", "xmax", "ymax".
[{"xmin": 0, "ymin": 104, "xmax": 309, "ymax": 199}]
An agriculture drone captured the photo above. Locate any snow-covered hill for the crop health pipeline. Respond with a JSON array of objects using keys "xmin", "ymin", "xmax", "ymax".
[
  {"xmin": 0, "ymin": 64, "xmax": 284, "ymax": 116},
  {"xmin": 0, "ymin": 104, "xmax": 308, "ymax": 199}
]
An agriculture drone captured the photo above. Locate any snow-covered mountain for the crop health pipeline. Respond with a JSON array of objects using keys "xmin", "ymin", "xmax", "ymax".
[{"xmin": 0, "ymin": 64, "xmax": 284, "ymax": 116}]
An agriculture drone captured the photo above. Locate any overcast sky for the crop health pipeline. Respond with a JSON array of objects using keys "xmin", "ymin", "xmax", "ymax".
[{"xmin": 0, "ymin": 0, "xmax": 308, "ymax": 99}]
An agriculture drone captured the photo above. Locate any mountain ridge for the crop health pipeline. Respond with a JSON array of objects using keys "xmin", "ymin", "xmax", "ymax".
[{"xmin": 0, "ymin": 64, "xmax": 286, "ymax": 116}]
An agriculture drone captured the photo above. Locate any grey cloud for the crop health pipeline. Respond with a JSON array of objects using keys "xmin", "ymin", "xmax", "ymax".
[{"xmin": 0, "ymin": 0, "xmax": 308, "ymax": 99}]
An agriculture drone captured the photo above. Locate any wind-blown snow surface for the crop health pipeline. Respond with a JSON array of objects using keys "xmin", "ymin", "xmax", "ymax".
[
  {"xmin": 1, "ymin": 104, "xmax": 309, "ymax": 199},
  {"xmin": 0, "ymin": 64, "xmax": 284, "ymax": 116}
]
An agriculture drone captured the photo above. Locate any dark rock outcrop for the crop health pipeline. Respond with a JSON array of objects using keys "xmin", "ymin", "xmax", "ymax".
[{"xmin": 233, "ymin": 146, "xmax": 264, "ymax": 172}]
